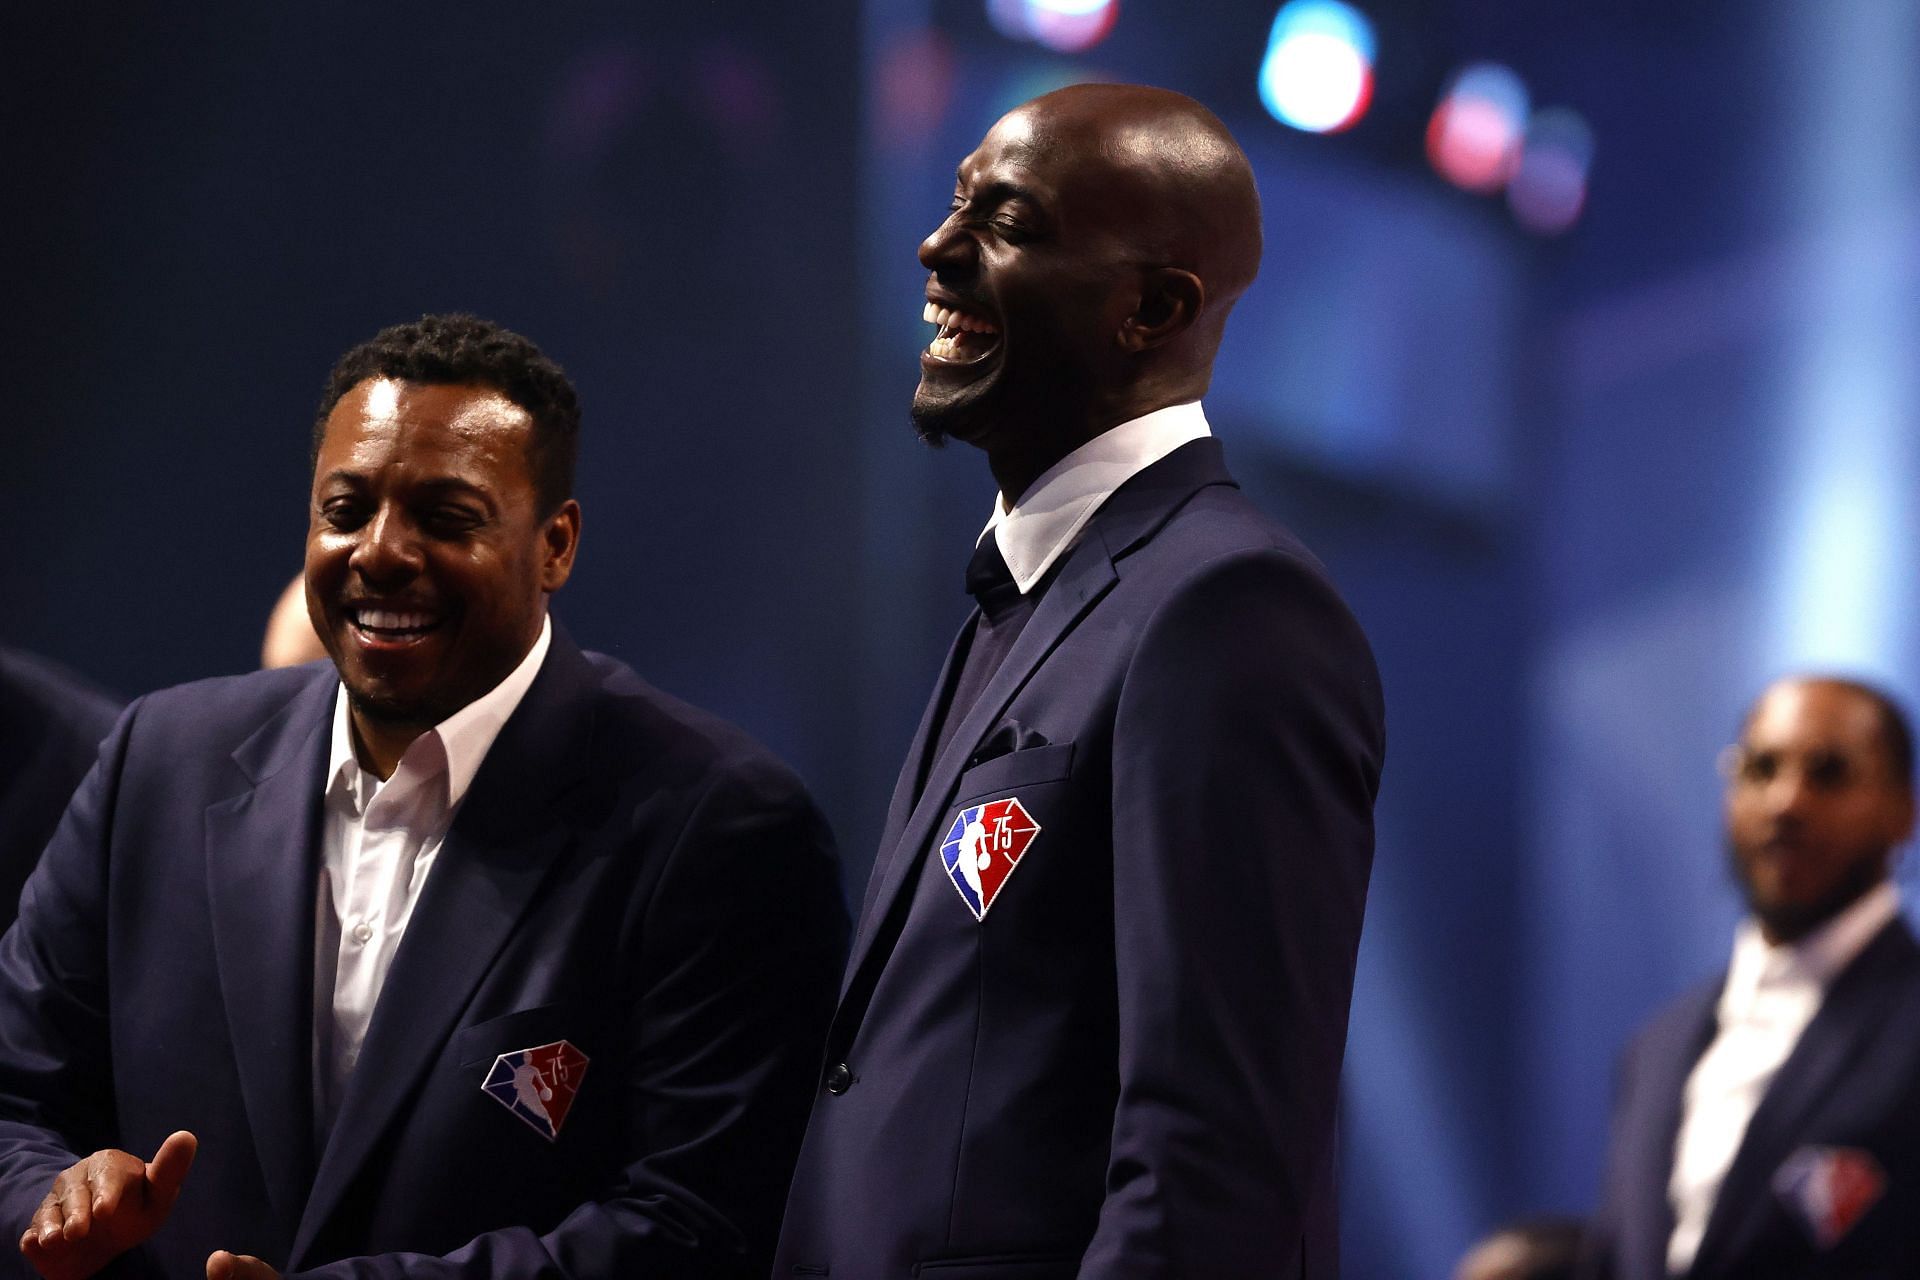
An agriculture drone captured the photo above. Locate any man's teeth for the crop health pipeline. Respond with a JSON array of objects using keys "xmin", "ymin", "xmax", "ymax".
[
  {"xmin": 923, "ymin": 303, "xmax": 998, "ymax": 359},
  {"xmin": 355, "ymin": 609, "xmax": 434, "ymax": 631},
  {"xmin": 921, "ymin": 302, "xmax": 998, "ymax": 335}
]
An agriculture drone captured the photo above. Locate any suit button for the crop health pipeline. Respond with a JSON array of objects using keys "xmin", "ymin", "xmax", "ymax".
[{"xmin": 824, "ymin": 1062, "xmax": 853, "ymax": 1095}]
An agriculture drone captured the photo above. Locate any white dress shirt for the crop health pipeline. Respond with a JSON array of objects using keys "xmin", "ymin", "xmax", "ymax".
[
  {"xmin": 980, "ymin": 401, "xmax": 1212, "ymax": 593},
  {"xmin": 1665, "ymin": 881, "xmax": 1900, "ymax": 1273},
  {"xmin": 314, "ymin": 614, "xmax": 552, "ymax": 1127}
]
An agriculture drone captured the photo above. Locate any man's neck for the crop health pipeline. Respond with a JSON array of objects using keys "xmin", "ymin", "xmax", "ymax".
[{"xmin": 350, "ymin": 712, "xmax": 431, "ymax": 781}]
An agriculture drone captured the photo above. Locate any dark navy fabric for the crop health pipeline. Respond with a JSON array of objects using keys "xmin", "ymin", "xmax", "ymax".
[
  {"xmin": 1581, "ymin": 917, "xmax": 1920, "ymax": 1280},
  {"xmin": 0, "ymin": 646, "xmax": 121, "ymax": 932},
  {"xmin": 775, "ymin": 440, "xmax": 1385, "ymax": 1280},
  {"xmin": 0, "ymin": 627, "xmax": 847, "ymax": 1280}
]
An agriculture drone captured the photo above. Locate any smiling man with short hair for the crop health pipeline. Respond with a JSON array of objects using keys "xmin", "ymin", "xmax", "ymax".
[{"xmin": 0, "ymin": 314, "xmax": 847, "ymax": 1280}]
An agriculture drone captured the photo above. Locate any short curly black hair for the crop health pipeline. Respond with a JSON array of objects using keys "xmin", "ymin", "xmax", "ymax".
[{"xmin": 314, "ymin": 313, "xmax": 581, "ymax": 515}]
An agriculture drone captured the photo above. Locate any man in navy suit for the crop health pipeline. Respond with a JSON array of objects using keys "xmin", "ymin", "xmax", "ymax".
[
  {"xmin": 0, "ymin": 648, "xmax": 121, "ymax": 933},
  {"xmin": 774, "ymin": 84, "xmax": 1385, "ymax": 1278},
  {"xmin": 0, "ymin": 315, "xmax": 847, "ymax": 1280},
  {"xmin": 1581, "ymin": 676, "xmax": 1920, "ymax": 1279}
]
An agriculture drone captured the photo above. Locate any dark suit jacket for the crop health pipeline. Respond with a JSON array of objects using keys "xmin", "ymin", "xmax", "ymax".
[
  {"xmin": 0, "ymin": 628, "xmax": 848, "ymax": 1279},
  {"xmin": 1582, "ymin": 916, "xmax": 1920, "ymax": 1280},
  {"xmin": 0, "ymin": 646, "xmax": 122, "ymax": 930},
  {"xmin": 775, "ymin": 440, "xmax": 1385, "ymax": 1279}
]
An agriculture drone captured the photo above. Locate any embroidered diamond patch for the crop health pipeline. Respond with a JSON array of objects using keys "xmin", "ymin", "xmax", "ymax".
[
  {"xmin": 481, "ymin": 1039, "xmax": 589, "ymax": 1141},
  {"xmin": 939, "ymin": 796, "xmax": 1041, "ymax": 921},
  {"xmin": 1773, "ymin": 1145, "xmax": 1885, "ymax": 1248}
]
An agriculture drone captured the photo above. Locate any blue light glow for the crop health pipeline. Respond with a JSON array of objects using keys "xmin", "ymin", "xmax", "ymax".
[
  {"xmin": 1258, "ymin": 0, "xmax": 1377, "ymax": 134},
  {"xmin": 1765, "ymin": 1, "xmax": 1920, "ymax": 674}
]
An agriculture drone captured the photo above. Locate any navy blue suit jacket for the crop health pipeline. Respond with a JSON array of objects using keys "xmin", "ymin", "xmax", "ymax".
[
  {"xmin": 0, "ymin": 628, "xmax": 848, "ymax": 1279},
  {"xmin": 0, "ymin": 646, "xmax": 121, "ymax": 931},
  {"xmin": 1582, "ymin": 916, "xmax": 1920, "ymax": 1279},
  {"xmin": 775, "ymin": 440, "xmax": 1385, "ymax": 1279}
]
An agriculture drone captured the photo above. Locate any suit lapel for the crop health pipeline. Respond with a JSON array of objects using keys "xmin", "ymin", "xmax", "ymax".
[
  {"xmin": 859, "ymin": 618, "xmax": 972, "ymax": 925},
  {"xmin": 204, "ymin": 673, "xmax": 335, "ymax": 1245},
  {"xmin": 1627, "ymin": 988, "xmax": 1718, "ymax": 1279},
  {"xmin": 290, "ymin": 633, "xmax": 597, "ymax": 1264},
  {"xmin": 839, "ymin": 439, "xmax": 1236, "ymax": 999},
  {"xmin": 839, "ymin": 544, "xmax": 1116, "ymax": 995},
  {"xmin": 1691, "ymin": 920, "xmax": 1920, "ymax": 1275}
]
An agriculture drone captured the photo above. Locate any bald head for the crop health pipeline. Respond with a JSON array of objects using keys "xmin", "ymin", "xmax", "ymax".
[{"xmin": 1012, "ymin": 83, "xmax": 1264, "ymax": 313}]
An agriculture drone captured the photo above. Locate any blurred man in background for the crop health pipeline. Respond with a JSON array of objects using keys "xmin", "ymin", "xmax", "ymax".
[
  {"xmin": 0, "ymin": 314, "xmax": 846, "ymax": 1280},
  {"xmin": 1582, "ymin": 676, "xmax": 1920, "ymax": 1278},
  {"xmin": 0, "ymin": 649, "xmax": 120, "ymax": 932}
]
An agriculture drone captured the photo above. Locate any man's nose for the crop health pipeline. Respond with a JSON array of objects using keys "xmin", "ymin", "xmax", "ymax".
[
  {"xmin": 1764, "ymin": 768, "xmax": 1815, "ymax": 817},
  {"xmin": 350, "ymin": 507, "xmax": 423, "ymax": 583},
  {"xmin": 919, "ymin": 217, "xmax": 977, "ymax": 275}
]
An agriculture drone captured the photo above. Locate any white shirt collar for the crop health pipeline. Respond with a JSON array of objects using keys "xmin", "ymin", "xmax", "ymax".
[
  {"xmin": 326, "ymin": 613, "xmax": 553, "ymax": 813},
  {"xmin": 1718, "ymin": 879, "xmax": 1900, "ymax": 1022},
  {"xmin": 980, "ymin": 401, "xmax": 1212, "ymax": 594}
]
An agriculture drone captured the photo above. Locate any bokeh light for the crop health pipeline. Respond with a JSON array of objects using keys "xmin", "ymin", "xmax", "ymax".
[
  {"xmin": 986, "ymin": 0, "xmax": 1120, "ymax": 54},
  {"xmin": 1508, "ymin": 107, "xmax": 1594, "ymax": 235},
  {"xmin": 1427, "ymin": 62, "xmax": 1530, "ymax": 192},
  {"xmin": 1258, "ymin": 0, "xmax": 1377, "ymax": 134}
]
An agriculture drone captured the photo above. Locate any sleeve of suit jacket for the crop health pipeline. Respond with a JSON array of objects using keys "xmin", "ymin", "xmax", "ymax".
[
  {"xmin": 0, "ymin": 704, "xmax": 137, "ymax": 1273},
  {"xmin": 1079, "ymin": 549, "xmax": 1384, "ymax": 1277},
  {"xmin": 284, "ymin": 756, "xmax": 849, "ymax": 1280}
]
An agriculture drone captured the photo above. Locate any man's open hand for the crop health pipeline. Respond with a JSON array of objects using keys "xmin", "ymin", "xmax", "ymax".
[{"xmin": 18, "ymin": 1131, "xmax": 198, "ymax": 1280}]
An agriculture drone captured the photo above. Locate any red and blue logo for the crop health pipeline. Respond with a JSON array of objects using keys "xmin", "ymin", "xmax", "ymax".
[
  {"xmin": 1773, "ymin": 1145, "xmax": 1885, "ymax": 1248},
  {"xmin": 939, "ymin": 796, "xmax": 1041, "ymax": 920},
  {"xmin": 482, "ymin": 1039, "xmax": 589, "ymax": 1142}
]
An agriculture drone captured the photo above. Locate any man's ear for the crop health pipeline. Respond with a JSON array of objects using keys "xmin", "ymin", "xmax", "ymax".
[
  {"xmin": 539, "ymin": 499, "xmax": 582, "ymax": 592},
  {"xmin": 1118, "ymin": 268, "xmax": 1205, "ymax": 353}
]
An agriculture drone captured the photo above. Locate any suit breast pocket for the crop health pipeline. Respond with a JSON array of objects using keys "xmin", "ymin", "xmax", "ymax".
[
  {"xmin": 453, "ymin": 1003, "xmax": 589, "ymax": 1069},
  {"xmin": 452, "ymin": 1002, "xmax": 604, "ymax": 1146},
  {"xmin": 912, "ymin": 1255, "xmax": 1077, "ymax": 1279},
  {"xmin": 952, "ymin": 741, "xmax": 1074, "ymax": 804},
  {"xmin": 937, "ymin": 742, "xmax": 1075, "ymax": 923}
]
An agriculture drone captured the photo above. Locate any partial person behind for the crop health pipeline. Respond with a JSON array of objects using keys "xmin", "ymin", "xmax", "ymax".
[
  {"xmin": 0, "ymin": 648, "xmax": 120, "ymax": 932},
  {"xmin": 260, "ymin": 573, "xmax": 328, "ymax": 668},
  {"xmin": 1456, "ymin": 1217, "xmax": 1583, "ymax": 1280}
]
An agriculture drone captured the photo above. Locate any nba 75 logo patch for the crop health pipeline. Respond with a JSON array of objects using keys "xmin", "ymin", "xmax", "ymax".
[
  {"xmin": 1773, "ymin": 1145, "xmax": 1885, "ymax": 1248},
  {"xmin": 482, "ymin": 1040, "xmax": 589, "ymax": 1141},
  {"xmin": 939, "ymin": 796, "xmax": 1041, "ymax": 920}
]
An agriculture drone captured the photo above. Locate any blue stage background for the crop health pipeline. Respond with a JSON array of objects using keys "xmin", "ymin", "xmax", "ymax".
[{"xmin": 5, "ymin": 2, "xmax": 1919, "ymax": 1274}]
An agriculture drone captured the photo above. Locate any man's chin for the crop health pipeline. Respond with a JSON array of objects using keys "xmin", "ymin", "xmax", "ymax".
[
  {"xmin": 910, "ymin": 386, "xmax": 991, "ymax": 451},
  {"xmin": 344, "ymin": 687, "xmax": 442, "ymax": 736}
]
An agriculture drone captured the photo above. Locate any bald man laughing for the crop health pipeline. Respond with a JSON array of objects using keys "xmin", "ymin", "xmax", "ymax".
[{"xmin": 773, "ymin": 84, "xmax": 1385, "ymax": 1280}]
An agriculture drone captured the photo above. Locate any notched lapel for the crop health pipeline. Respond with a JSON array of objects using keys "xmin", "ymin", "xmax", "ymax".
[
  {"xmin": 204, "ymin": 678, "xmax": 333, "ymax": 1245},
  {"xmin": 1629, "ymin": 990, "xmax": 1719, "ymax": 1279},
  {"xmin": 1690, "ymin": 923, "xmax": 1920, "ymax": 1274},
  {"xmin": 838, "ymin": 438, "xmax": 1237, "ymax": 1006},
  {"xmin": 841, "ymin": 538, "xmax": 1116, "ymax": 992},
  {"xmin": 291, "ymin": 633, "xmax": 597, "ymax": 1265},
  {"xmin": 860, "ymin": 618, "xmax": 973, "ymax": 927}
]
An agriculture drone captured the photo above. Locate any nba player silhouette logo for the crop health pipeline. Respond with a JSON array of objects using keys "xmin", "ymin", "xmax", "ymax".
[
  {"xmin": 482, "ymin": 1040, "xmax": 589, "ymax": 1141},
  {"xmin": 939, "ymin": 796, "xmax": 1041, "ymax": 920}
]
